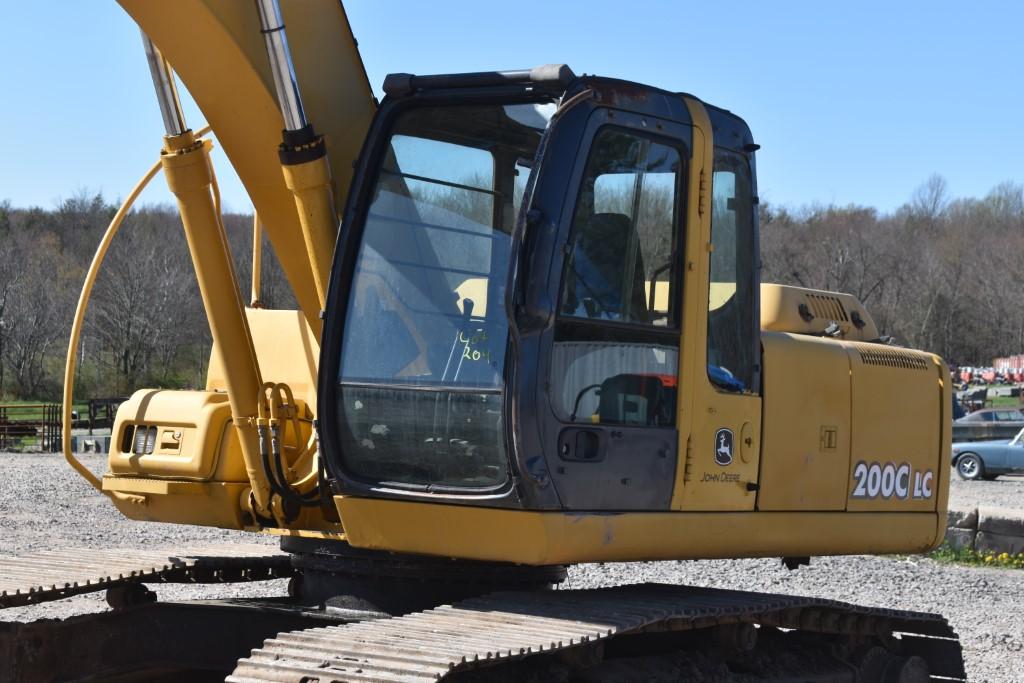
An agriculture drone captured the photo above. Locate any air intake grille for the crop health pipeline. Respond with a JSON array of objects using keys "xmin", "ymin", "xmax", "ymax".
[
  {"xmin": 806, "ymin": 294, "xmax": 848, "ymax": 322},
  {"xmin": 852, "ymin": 344, "xmax": 930, "ymax": 372}
]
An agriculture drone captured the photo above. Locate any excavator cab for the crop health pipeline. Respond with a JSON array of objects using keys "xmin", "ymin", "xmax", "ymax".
[
  {"xmin": 320, "ymin": 67, "xmax": 763, "ymax": 534},
  {"xmin": 320, "ymin": 67, "xmax": 949, "ymax": 570}
]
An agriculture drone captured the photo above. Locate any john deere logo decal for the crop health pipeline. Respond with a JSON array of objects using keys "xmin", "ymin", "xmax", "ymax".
[{"xmin": 715, "ymin": 428, "xmax": 734, "ymax": 466}]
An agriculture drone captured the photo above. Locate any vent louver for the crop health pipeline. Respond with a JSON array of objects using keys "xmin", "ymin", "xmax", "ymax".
[
  {"xmin": 806, "ymin": 294, "xmax": 848, "ymax": 322},
  {"xmin": 851, "ymin": 343, "xmax": 930, "ymax": 372}
]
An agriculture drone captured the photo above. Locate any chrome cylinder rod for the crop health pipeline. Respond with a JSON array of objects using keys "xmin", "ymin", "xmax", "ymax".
[
  {"xmin": 254, "ymin": 0, "xmax": 308, "ymax": 132},
  {"xmin": 140, "ymin": 31, "xmax": 187, "ymax": 137}
]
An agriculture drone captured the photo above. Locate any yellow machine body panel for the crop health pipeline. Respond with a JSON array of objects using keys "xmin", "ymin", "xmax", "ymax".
[
  {"xmin": 207, "ymin": 308, "xmax": 321, "ymax": 406},
  {"xmin": 759, "ymin": 333, "xmax": 853, "ymax": 510},
  {"xmin": 335, "ymin": 497, "xmax": 942, "ymax": 566},
  {"xmin": 104, "ymin": 477, "xmax": 250, "ymax": 529},
  {"xmin": 669, "ymin": 99, "xmax": 762, "ymax": 513},
  {"xmin": 335, "ymin": 332, "xmax": 950, "ymax": 564},
  {"xmin": 108, "ymin": 389, "xmax": 243, "ymax": 482},
  {"xmin": 117, "ymin": 0, "xmax": 376, "ymax": 333},
  {"xmin": 761, "ymin": 283, "xmax": 880, "ymax": 341},
  {"xmin": 104, "ymin": 308, "xmax": 336, "ymax": 532},
  {"xmin": 846, "ymin": 342, "xmax": 952, "ymax": 514}
]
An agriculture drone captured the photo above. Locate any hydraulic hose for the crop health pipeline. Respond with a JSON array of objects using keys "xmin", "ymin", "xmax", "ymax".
[
  {"xmin": 263, "ymin": 382, "xmax": 320, "ymax": 509},
  {"xmin": 61, "ymin": 126, "xmax": 211, "ymax": 496}
]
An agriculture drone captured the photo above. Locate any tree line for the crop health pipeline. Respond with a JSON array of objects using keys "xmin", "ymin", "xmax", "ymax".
[
  {"xmin": 0, "ymin": 193, "xmax": 293, "ymax": 401},
  {"xmin": 760, "ymin": 175, "xmax": 1024, "ymax": 367},
  {"xmin": 0, "ymin": 174, "xmax": 1021, "ymax": 401}
]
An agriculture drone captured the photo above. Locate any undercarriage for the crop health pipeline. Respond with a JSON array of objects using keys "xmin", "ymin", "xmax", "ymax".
[{"xmin": 0, "ymin": 541, "xmax": 965, "ymax": 682}]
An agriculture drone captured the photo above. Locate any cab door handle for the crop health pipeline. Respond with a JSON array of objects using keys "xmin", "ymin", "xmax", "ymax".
[{"xmin": 558, "ymin": 428, "xmax": 605, "ymax": 462}]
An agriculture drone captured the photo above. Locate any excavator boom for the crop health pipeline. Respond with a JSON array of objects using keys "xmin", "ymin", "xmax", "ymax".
[{"xmin": 118, "ymin": 0, "xmax": 376, "ymax": 333}]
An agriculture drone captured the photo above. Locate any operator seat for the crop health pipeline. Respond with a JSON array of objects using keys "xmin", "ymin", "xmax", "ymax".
[{"xmin": 564, "ymin": 212, "xmax": 648, "ymax": 322}]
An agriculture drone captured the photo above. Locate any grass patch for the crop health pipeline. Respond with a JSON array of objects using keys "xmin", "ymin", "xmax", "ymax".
[
  {"xmin": 0, "ymin": 400, "xmax": 89, "ymax": 417},
  {"xmin": 930, "ymin": 543, "xmax": 1024, "ymax": 569}
]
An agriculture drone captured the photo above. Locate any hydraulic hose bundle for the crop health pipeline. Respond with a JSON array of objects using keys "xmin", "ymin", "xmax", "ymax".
[{"xmin": 256, "ymin": 382, "xmax": 323, "ymax": 520}]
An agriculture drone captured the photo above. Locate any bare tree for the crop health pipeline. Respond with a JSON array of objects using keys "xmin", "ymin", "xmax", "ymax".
[{"xmin": 910, "ymin": 174, "xmax": 950, "ymax": 228}]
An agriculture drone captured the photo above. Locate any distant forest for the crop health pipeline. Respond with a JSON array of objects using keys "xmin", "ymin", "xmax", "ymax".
[
  {"xmin": 0, "ymin": 193, "xmax": 294, "ymax": 401},
  {"xmin": 0, "ymin": 174, "xmax": 1022, "ymax": 401}
]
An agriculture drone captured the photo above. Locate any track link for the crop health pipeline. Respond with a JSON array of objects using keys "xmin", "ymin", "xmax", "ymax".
[
  {"xmin": 0, "ymin": 543, "xmax": 292, "ymax": 608},
  {"xmin": 229, "ymin": 584, "xmax": 965, "ymax": 682}
]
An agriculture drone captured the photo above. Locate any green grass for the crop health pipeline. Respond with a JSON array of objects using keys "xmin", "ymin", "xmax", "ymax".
[
  {"xmin": 988, "ymin": 395, "xmax": 1022, "ymax": 408},
  {"xmin": 929, "ymin": 543, "xmax": 1024, "ymax": 569},
  {"xmin": 0, "ymin": 399, "xmax": 88, "ymax": 420}
]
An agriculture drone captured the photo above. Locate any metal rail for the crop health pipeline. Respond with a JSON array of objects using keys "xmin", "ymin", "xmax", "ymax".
[{"xmin": 0, "ymin": 403, "xmax": 61, "ymax": 452}]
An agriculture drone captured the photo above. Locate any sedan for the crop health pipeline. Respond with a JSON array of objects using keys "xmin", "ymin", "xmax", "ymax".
[
  {"xmin": 951, "ymin": 427, "xmax": 1024, "ymax": 480},
  {"xmin": 954, "ymin": 407, "xmax": 1024, "ymax": 424}
]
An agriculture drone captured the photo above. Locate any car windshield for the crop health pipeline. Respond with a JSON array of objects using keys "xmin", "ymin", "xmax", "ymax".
[{"xmin": 1013, "ymin": 427, "xmax": 1024, "ymax": 446}]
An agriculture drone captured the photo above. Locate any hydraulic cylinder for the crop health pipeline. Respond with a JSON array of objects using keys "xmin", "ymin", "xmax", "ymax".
[
  {"xmin": 160, "ymin": 131, "xmax": 274, "ymax": 521},
  {"xmin": 255, "ymin": 0, "xmax": 338, "ymax": 335},
  {"xmin": 281, "ymin": 142, "xmax": 337, "ymax": 321}
]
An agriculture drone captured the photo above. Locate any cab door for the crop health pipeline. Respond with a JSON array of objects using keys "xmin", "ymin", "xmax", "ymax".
[
  {"xmin": 671, "ymin": 99, "xmax": 763, "ymax": 511},
  {"xmin": 542, "ymin": 109, "xmax": 689, "ymax": 510}
]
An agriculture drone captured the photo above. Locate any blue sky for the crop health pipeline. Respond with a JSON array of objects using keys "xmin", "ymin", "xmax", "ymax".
[{"xmin": 1, "ymin": 1, "xmax": 1021, "ymax": 214}]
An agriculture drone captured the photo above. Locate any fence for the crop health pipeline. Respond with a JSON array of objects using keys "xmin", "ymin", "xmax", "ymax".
[
  {"xmin": 0, "ymin": 404, "xmax": 61, "ymax": 452},
  {"xmin": 84, "ymin": 397, "xmax": 125, "ymax": 434}
]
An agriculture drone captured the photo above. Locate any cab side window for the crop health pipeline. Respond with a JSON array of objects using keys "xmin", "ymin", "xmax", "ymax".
[
  {"xmin": 707, "ymin": 149, "xmax": 757, "ymax": 393},
  {"xmin": 552, "ymin": 127, "xmax": 682, "ymax": 427},
  {"xmin": 559, "ymin": 130, "xmax": 678, "ymax": 326}
]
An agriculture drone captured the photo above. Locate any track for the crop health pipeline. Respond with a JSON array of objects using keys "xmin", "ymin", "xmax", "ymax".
[
  {"xmin": 229, "ymin": 583, "xmax": 966, "ymax": 682},
  {"xmin": 0, "ymin": 543, "xmax": 292, "ymax": 608},
  {"xmin": 0, "ymin": 548, "xmax": 968, "ymax": 681}
]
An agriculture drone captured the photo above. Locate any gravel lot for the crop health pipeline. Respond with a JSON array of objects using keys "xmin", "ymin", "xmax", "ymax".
[
  {"xmin": 949, "ymin": 473, "xmax": 1024, "ymax": 509},
  {"xmin": 1, "ymin": 453, "xmax": 1022, "ymax": 681}
]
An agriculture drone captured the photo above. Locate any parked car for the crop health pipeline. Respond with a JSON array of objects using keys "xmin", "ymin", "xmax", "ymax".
[
  {"xmin": 953, "ymin": 407, "xmax": 1024, "ymax": 443},
  {"xmin": 951, "ymin": 426, "xmax": 1024, "ymax": 480},
  {"xmin": 955, "ymin": 407, "xmax": 1024, "ymax": 423}
]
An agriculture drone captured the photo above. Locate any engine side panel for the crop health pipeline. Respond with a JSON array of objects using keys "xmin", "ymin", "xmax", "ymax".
[
  {"xmin": 759, "ymin": 332, "xmax": 949, "ymax": 516},
  {"xmin": 759, "ymin": 332, "xmax": 852, "ymax": 510},
  {"xmin": 845, "ymin": 342, "xmax": 948, "ymax": 514}
]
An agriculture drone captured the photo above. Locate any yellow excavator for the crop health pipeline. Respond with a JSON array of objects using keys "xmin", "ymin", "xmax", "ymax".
[{"xmin": 0, "ymin": 1, "xmax": 962, "ymax": 680}]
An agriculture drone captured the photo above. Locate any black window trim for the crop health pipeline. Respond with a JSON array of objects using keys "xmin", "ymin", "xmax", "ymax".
[{"xmin": 554, "ymin": 316, "xmax": 680, "ymax": 347}]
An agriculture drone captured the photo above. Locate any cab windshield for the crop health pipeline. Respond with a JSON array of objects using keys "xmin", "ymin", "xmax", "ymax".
[{"xmin": 336, "ymin": 102, "xmax": 551, "ymax": 488}]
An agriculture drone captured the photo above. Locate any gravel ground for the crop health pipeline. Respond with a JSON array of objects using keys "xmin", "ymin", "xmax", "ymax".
[
  {"xmin": 0, "ymin": 453, "xmax": 285, "ymax": 623},
  {"xmin": 949, "ymin": 473, "xmax": 1024, "ymax": 509},
  {"xmin": 1, "ymin": 453, "xmax": 1022, "ymax": 680}
]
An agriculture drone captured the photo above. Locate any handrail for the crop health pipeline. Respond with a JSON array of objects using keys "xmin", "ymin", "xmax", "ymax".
[{"xmin": 61, "ymin": 126, "xmax": 212, "ymax": 494}]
